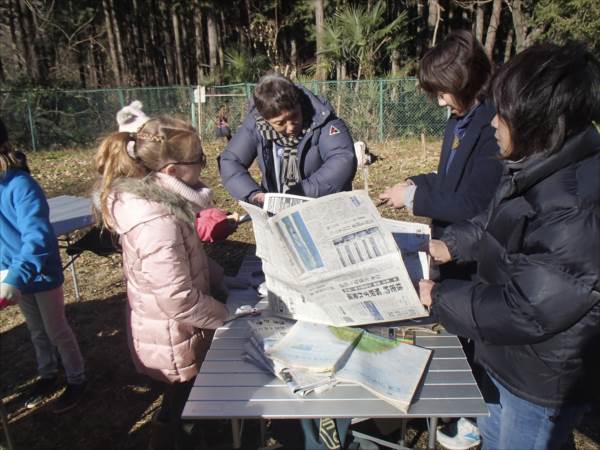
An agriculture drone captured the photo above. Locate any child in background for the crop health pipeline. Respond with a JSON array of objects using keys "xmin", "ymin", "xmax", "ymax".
[
  {"xmin": 215, "ymin": 105, "xmax": 232, "ymax": 141},
  {"xmin": 95, "ymin": 107, "xmax": 230, "ymax": 449},
  {"xmin": 0, "ymin": 118, "xmax": 87, "ymax": 413}
]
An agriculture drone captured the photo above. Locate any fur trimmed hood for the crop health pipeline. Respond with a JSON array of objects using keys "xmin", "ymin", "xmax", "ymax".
[{"xmin": 105, "ymin": 174, "xmax": 213, "ymax": 234}]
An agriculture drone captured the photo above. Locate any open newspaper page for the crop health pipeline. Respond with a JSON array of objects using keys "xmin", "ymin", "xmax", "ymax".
[
  {"xmin": 239, "ymin": 201, "xmax": 299, "ymax": 272},
  {"xmin": 335, "ymin": 329, "xmax": 432, "ymax": 413},
  {"xmin": 262, "ymin": 190, "xmax": 428, "ymax": 326},
  {"xmin": 244, "ymin": 318, "xmax": 335, "ymax": 396},
  {"xmin": 263, "ymin": 193, "xmax": 311, "ymax": 215},
  {"xmin": 382, "ymin": 218, "xmax": 431, "ymax": 282},
  {"xmin": 267, "ymin": 321, "xmax": 363, "ymax": 373}
]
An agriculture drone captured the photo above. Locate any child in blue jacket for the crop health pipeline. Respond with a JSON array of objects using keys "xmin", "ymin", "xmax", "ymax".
[{"xmin": 0, "ymin": 119, "xmax": 86, "ymax": 413}]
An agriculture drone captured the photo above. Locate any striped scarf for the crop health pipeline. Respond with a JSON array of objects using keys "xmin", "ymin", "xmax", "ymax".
[{"xmin": 255, "ymin": 115, "xmax": 304, "ymax": 192}]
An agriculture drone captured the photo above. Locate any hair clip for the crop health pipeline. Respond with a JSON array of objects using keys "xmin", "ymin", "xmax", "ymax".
[{"xmin": 136, "ymin": 132, "xmax": 165, "ymax": 143}]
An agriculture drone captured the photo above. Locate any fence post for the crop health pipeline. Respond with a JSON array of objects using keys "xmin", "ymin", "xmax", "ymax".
[
  {"xmin": 117, "ymin": 89, "xmax": 125, "ymax": 107},
  {"xmin": 378, "ymin": 79, "xmax": 384, "ymax": 143},
  {"xmin": 190, "ymin": 87, "xmax": 196, "ymax": 127},
  {"xmin": 26, "ymin": 93, "xmax": 37, "ymax": 151},
  {"xmin": 244, "ymin": 83, "xmax": 251, "ymax": 100}
]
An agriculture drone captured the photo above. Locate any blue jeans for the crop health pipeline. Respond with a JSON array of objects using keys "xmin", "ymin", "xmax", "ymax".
[
  {"xmin": 477, "ymin": 374, "xmax": 587, "ymax": 450},
  {"xmin": 18, "ymin": 285, "xmax": 86, "ymax": 384}
]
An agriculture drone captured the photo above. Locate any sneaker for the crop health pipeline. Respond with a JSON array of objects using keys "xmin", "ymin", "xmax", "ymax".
[
  {"xmin": 52, "ymin": 381, "xmax": 87, "ymax": 414},
  {"xmin": 24, "ymin": 376, "xmax": 58, "ymax": 409},
  {"xmin": 436, "ymin": 417, "xmax": 481, "ymax": 450}
]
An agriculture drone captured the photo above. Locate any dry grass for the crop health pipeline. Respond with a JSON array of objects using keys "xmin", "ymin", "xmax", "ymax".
[{"xmin": 0, "ymin": 139, "xmax": 598, "ymax": 450}]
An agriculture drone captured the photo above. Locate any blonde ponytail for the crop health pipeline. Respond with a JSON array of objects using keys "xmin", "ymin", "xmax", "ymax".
[{"xmin": 94, "ymin": 132, "xmax": 147, "ymax": 229}]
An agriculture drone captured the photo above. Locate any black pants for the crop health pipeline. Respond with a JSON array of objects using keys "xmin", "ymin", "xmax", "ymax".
[{"xmin": 156, "ymin": 379, "xmax": 195, "ymax": 449}]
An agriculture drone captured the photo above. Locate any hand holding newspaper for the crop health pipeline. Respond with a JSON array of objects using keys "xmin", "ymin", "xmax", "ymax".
[{"xmin": 240, "ymin": 191, "xmax": 430, "ymax": 327}]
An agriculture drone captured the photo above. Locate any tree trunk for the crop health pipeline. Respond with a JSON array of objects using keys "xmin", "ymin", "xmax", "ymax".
[
  {"xmin": 427, "ymin": 0, "xmax": 438, "ymax": 47},
  {"xmin": 193, "ymin": 4, "xmax": 205, "ymax": 84},
  {"xmin": 484, "ymin": 0, "xmax": 502, "ymax": 59},
  {"xmin": 391, "ymin": 49, "xmax": 401, "ymax": 76},
  {"xmin": 314, "ymin": 0, "xmax": 325, "ymax": 80},
  {"xmin": 171, "ymin": 5, "xmax": 185, "ymax": 85},
  {"xmin": 131, "ymin": 0, "xmax": 145, "ymax": 84},
  {"xmin": 15, "ymin": 0, "xmax": 39, "ymax": 82},
  {"xmin": 510, "ymin": 0, "xmax": 528, "ymax": 53},
  {"xmin": 218, "ymin": 10, "xmax": 226, "ymax": 71},
  {"xmin": 290, "ymin": 37, "xmax": 298, "ymax": 74},
  {"xmin": 416, "ymin": 0, "xmax": 424, "ymax": 57},
  {"xmin": 0, "ymin": 56, "xmax": 5, "ymax": 83},
  {"xmin": 108, "ymin": 0, "xmax": 126, "ymax": 85},
  {"xmin": 87, "ymin": 39, "xmax": 98, "ymax": 88},
  {"xmin": 475, "ymin": 2, "xmax": 484, "ymax": 43},
  {"xmin": 504, "ymin": 28, "xmax": 514, "ymax": 62},
  {"xmin": 102, "ymin": 0, "xmax": 122, "ymax": 85},
  {"xmin": 206, "ymin": 9, "xmax": 219, "ymax": 77},
  {"xmin": 7, "ymin": 0, "xmax": 24, "ymax": 73}
]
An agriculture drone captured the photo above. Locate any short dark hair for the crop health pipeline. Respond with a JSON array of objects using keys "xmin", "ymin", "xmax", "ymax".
[
  {"xmin": 418, "ymin": 30, "xmax": 491, "ymax": 111},
  {"xmin": 253, "ymin": 72, "xmax": 301, "ymax": 119},
  {"xmin": 491, "ymin": 41, "xmax": 600, "ymax": 160}
]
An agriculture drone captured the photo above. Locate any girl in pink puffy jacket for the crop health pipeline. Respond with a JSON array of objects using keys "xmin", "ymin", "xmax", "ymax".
[{"xmin": 95, "ymin": 112, "xmax": 230, "ymax": 449}]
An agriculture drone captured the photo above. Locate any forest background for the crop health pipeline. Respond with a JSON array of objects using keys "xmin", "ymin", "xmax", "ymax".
[{"xmin": 1, "ymin": 0, "xmax": 600, "ymax": 91}]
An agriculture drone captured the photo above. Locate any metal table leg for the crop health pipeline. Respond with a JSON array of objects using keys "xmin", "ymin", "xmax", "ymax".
[
  {"xmin": 231, "ymin": 418, "xmax": 243, "ymax": 449},
  {"xmin": 0, "ymin": 398, "xmax": 16, "ymax": 450},
  {"xmin": 65, "ymin": 235, "xmax": 82, "ymax": 301},
  {"xmin": 428, "ymin": 417, "xmax": 438, "ymax": 450}
]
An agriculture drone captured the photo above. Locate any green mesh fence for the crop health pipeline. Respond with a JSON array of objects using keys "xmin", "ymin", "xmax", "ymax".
[{"xmin": 0, "ymin": 78, "xmax": 446, "ymax": 151}]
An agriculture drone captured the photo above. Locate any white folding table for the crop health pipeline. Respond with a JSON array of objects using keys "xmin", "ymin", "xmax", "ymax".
[
  {"xmin": 183, "ymin": 254, "xmax": 488, "ymax": 449},
  {"xmin": 48, "ymin": 195, "xmax": 93, "ymax": 301}
]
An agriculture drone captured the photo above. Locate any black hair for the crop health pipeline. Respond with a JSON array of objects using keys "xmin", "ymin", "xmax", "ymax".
[
  {"xmin": 0, "ymin": 118, "xmax": 7, "ymax": 146},
  {"xmin": 418, "ymin": 30, "xmax": 491, "ymax": 112},
  {"xmin": 491, "ymin": 41, "xmax": 600, "ymax": 159},
  {"xmin": 253, "ymin": 72, "xmax": 302, "ymax": 120},
  {"xmin": 0, "ymin": 118, "xmax": 30, "ymax": 173}
]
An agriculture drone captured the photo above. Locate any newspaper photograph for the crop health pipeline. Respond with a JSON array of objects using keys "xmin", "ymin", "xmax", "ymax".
[{"xmin": 239, "ymin": 190, "xmax": 430, "ymax": 327}]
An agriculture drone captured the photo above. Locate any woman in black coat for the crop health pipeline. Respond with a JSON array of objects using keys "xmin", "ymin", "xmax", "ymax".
[{"xmin": 420, "ymin": 42, "xmax": 600, "ymax": 450}]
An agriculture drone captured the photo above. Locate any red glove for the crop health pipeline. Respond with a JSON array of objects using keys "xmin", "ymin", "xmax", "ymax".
[
  {"xmin": 195, "ymin": 208, "xmax": 235, "ymax": 243},
  {"xmin": 0, "ymin": 298, "xmax": 16, "ymax": 310}
]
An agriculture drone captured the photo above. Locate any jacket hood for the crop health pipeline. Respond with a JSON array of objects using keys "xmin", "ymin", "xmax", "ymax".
[{"xmin": 105, "ymin": 174, "xmax": 210, "ymax": 234}]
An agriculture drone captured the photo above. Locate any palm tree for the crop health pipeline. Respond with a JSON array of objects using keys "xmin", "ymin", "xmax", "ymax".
[{"xmin": 320, "ymin": 1, "xmax": 409, "ymax": 80}]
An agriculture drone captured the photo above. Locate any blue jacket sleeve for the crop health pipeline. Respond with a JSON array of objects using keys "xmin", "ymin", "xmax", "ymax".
[
  {"xmin": 4, "ymin": 178, "xmax": 57, "ymax": 290},
  {"xmin": 412, "ymin": 133, "xmax": 502, "ymax": 223},
  {"xmin": 287, "ymin": 118, "xmax": 357, "ymax": 198},
  {"xmin": 218, "ymin": 116, "xmax": 263, "ymax": 202}
]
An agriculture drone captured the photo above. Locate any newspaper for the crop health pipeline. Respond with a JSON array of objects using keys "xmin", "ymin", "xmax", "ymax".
[
  {"xmin": 244, "ymin": 317, "xmax": 336, "ymax": 396},
  {"xmin": 267, "ymin": 321, "xmax": 431, "ymax": 413},
  {"xmin": 240, "ymin": 190, "xmax": 429, "ymax": 327}
]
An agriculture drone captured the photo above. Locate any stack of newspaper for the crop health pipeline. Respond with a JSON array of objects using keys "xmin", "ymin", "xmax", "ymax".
[
  {"xmin": 240, "ymin": 190, "xmax": 431, "ymax": 327},
  {"xmin": 243, "ymin": 317, "xmax": 432, "ymax": 413},
  {"xmin": 243, "ymin": 316, "xmax": 337, "ymax": 396}
]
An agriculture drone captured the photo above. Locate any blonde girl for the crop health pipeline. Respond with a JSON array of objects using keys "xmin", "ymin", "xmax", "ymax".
[{"xmin": 95, "ymin": 105, "xmax": 229, "ymax": 449}]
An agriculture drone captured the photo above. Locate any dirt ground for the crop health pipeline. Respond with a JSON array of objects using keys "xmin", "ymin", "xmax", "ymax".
[{"xmin": 0, "ymin": 139, "xmax": 598, "ymax": 450}]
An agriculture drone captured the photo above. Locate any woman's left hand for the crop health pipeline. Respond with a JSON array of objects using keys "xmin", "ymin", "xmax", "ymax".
[{"xmin": 419, "ymin": 279, "xmax": 435, "ymax": 309}]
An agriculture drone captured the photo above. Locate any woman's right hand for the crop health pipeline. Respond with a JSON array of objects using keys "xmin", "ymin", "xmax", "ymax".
[{"xmin": 422, "ymin": 240, "xmax": 452, "ymax": 265}]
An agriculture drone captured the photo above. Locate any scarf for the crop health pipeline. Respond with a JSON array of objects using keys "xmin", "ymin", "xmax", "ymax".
[{"xmin": 255, "ymin": 115, "xmax": 305, "ymax": 192}]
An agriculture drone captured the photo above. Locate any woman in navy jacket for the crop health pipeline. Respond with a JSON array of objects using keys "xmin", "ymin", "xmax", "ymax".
[
  {"xmin": 379, "ymin": 30, "xmax": 503, "ymax": 281},
  {"xmin": 218, "ymin": 72, "xmax": 356, "ymax": 206},
  {"xmin": 420, "ymin": 42, "xmax": 600, "ymax": 450}
]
